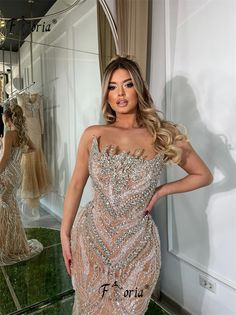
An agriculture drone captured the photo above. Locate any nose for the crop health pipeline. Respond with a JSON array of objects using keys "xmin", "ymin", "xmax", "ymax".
[{"xmin": 118, "ymin": 84, "xmax": 125, "ymax": 96}]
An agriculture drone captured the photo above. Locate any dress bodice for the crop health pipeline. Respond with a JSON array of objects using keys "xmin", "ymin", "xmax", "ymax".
[
  {"xmin": 16, "ymin": 93, "xmax": 41, "ymax": 118},
  {"xmin": 16, "ymin": 92, "xmax": 44, "ymax": 147},
  {"xmin": 0, "ymin": 146, "xmax": 21, "ymax": 167},
  {"xmin": 0, "ymin": 146, "xmax": 22, "ymax": 197},
  {"xmin": 10, "ymin": 146, "xmax": 22, "ymax": 160},
  {"xmin": 88, "ymin": 135, "xmax": 165, "ymax": 220},
  {"xmin": 72, "ymin": 134, "xmax": 166, "ymax": 280}
]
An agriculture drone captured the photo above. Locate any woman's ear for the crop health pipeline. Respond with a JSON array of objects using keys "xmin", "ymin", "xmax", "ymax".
[{"xmin": 5, "ymin": 120, "xmax": 12, "ymax": 130}]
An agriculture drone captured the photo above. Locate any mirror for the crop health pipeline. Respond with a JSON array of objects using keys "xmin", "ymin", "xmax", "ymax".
[{"xmin": 0, "ymin": 0, "xmax": 117, "ymax": 314}]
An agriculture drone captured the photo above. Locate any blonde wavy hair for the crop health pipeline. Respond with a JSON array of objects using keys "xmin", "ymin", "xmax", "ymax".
[
  {"xmin": 3, "ymin": 104, "xmax": 29, "ymax": 150},
  {"xmin": 101, "ymin": 56, "xmax": 189, "ymax": 164}
]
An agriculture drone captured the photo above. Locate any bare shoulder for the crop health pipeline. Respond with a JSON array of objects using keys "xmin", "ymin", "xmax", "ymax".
[
  {"xmin": 3, "ymin": 130, "xmax": 15, "ymax": 143},
  {"xmin": 82, "ymin": 124, "xmax": 108, "ymax": 140},
  {"xmin": 175, "ymin": 140, "xmax": 204, "ymax": 167},
  {"xmin": 175, "ymin": 139, "xmax": 195, "ymax": 166},
  {"xmin": 2, "ymin": 131, "xmax": 15, "ymax": 151},
  {"xmin": 78, "ymin": 125, "xmax": 105, "ymax": 152},
  {"xmin": 84, "ymin": 124, "xmax": 104, "ymax": 133},
  {"xmin": 175, "ymin": 138, "xmax": 192, "ymax": 152}
]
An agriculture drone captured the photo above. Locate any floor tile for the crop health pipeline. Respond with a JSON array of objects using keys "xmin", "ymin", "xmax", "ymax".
[
  {"xmin": 25, "ymin": 227, "xmax": 61, "ymax": 247},
  {"xmin": 28, "ymin": 296, "xmax": 169, "ymax": 315},
  {"xmin": 147, "ymin": 299, "xmax": 170, "ymax": 315},
  {"xmin": 30, "ymin": 295, "xmax": 74, "ymax": 314},
  {"xmin": 4, "ymin": 243, "xmax": 72, "ymax": 309},
  {"xmin": 0, "ymin": 267, "xmax": 17, "ymax": 314}
]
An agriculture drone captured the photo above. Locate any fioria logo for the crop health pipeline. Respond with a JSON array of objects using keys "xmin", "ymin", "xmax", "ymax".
[
  {"xmin": 99, "ymin": 280, "xmax": 149, "ymax": 298},
  {"xmin": 8, "ymin": 17, "xmax": 57, "ymax": 34}
]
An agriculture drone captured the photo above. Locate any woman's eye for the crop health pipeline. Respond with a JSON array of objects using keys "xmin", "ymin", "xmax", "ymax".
[
  {"xmin": 125, "ymin": 82, "xmax": 134, "ymax": 88},
  {"xmin": 108, "ymin": 85, "xmax": 116, "ymax": 90}
]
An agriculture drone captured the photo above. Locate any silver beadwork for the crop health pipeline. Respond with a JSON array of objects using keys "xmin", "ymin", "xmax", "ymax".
[{"xmin": 71, "ymin": 134, "xmax": 165, "ymax": 315}]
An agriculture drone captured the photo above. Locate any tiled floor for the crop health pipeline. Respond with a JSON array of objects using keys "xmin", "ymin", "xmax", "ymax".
[
  {"xmin": 0, "ymin": 207, "xmax": 170, "ymax": 315},
  {"xmin": 21, "ymin": 206, "xmax": 61, "ymax": 230},
  {"xmin": 0, "ymin": 227, "xmax": 72, "ymax": 314},
  {"xmin": 31, "ymin": 297, "xmax": 170, "ymax": 315}
]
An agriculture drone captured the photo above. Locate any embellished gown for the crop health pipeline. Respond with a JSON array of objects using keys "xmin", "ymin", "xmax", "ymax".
[
  {"xmin": 0, "ymin": 145, "xmax": 43, "ymax": 265},
  {"xmin": 16, "ymin": 92, "xmax": 51, "ymax": 208},
  {"xmin": 71, "ymin": 135, "xmax": 165, "ymax": 315}
]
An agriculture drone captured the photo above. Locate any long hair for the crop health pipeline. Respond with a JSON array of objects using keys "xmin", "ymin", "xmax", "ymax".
[
  {"xmin": 3, "ymin": 104, "xmax": 29, "ymax": 150},
  {"xmin": 101, "ymin": 56, "xmax": 189, "ymax": 164}
]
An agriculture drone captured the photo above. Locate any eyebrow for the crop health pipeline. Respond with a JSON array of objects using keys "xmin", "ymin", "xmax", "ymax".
[{"xmin": 109, "ymin": 78, "xmax": 132, "ymax": 84}]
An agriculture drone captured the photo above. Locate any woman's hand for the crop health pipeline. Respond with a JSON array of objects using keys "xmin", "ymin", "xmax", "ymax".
[
  {"xmin": 61, "ymin": 233, "xmax": 72, "ymax": 276},
  {"xmin": 144, "ymin": 184, "xmax": 167, "ymax": 215}
]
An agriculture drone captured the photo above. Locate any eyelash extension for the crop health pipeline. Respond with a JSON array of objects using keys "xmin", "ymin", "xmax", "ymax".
[
  {"xmin": 108, "ymin": 82, "xmax": 134, "ymax": 90},
  {"xmin": 124, "ymin": 82, "xmax": 134, "ymax": 88}
]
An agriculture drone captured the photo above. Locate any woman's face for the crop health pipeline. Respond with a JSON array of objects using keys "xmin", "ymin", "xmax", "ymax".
[{"xmin": 107, "ymin": 68, "xmax": 138, "ymax": 115}]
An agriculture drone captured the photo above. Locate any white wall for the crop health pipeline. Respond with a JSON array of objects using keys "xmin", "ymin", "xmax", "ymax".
[
  {"xmin": 14, "ymin": 0, "xmax": 101, "ymax": 218},
  {"xmin": 150, "ymin": 1, "xmax": 236, "ymax": 314}
]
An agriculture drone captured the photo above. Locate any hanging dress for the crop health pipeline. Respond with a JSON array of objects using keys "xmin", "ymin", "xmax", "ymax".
[{"xmin": 16, "ymin": 92, "xmax": 52, "ymax": 208}]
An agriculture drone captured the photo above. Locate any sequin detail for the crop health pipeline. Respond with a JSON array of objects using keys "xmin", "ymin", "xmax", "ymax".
[
  {"xmin": 71, "ymin": 135, "xmax": 165, "ymax": 315},
  {"xmin": 0, "ymin": 147, "xmax": 43, "ymax": 266}
]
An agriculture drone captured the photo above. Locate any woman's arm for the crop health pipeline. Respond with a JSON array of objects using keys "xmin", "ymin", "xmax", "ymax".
[
  {"xmin": 145, "ymin": 140, "xmax": 213, "ymax": 213},
  {"xmin": 0, "ymin": 131, "xmax": 13, "ymax": 173},
  {"xmin": 60, "ymin": 127, "xmax": 92, "ymax": 274},
  {"xmin": 160, "ymin": 140, "xmax": 213, "ymax": 196},
  {"xmin": 61, "ymin": 129, "xmax": 92, "ymax": 238}
]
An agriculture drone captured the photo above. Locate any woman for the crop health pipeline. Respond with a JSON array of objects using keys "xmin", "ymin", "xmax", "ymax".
[
  {"xmin": 61, "ymin": 56, "xmax": 213, "ymax": 315},
  {"xmin": 0, "ymin": 104, "xmax": 43, "ymax": 266}
]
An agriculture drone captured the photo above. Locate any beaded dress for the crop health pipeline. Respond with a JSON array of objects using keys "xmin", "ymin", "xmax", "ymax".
[
  {"xmin": 71, "ymin": 135, "xmax": 165, "ymax": 315},
  {"xmin": 0, "ymin": 144, "xmax": 43, "ymax": 265},
  {"xmin": 16, "ymin": 92, "xmax": 51, "ymax": 208}
]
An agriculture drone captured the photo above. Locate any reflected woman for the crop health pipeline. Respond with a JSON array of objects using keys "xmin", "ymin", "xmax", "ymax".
[
  {"xmin": 61, "ymin": 57, "xmax": 213, "ymax": 314},
  {"xmin": 0, "ymin": 104, "xmax": 43, "ymax": 266}
]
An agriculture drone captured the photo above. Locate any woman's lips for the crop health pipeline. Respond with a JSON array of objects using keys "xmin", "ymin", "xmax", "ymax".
[{"xmin": 116, "ymin": 99, "xmax": 128, "ymax": 106}]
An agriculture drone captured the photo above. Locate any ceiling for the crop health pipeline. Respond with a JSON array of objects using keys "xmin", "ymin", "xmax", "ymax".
[{"xmin": 0, "ymin": 0, "xmax": 57, "ymax": 52}]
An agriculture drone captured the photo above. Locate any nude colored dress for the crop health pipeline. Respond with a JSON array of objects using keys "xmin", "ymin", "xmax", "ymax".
[
  {"xmin": 71, "ymin": 135, "xmax": 165, "ymax": 315},
  {"xmin": 0, "ymin": 145, "xmax": 43, "ymax": 265},
  {"xmin": 16, "ymin": 92, "xmax": 51, "ymax": 208}
]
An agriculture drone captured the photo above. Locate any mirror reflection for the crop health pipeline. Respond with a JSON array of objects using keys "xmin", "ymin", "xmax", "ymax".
[{"xmin": 0, "ymin": 0, "xmax": 117, "ymax": 314}]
